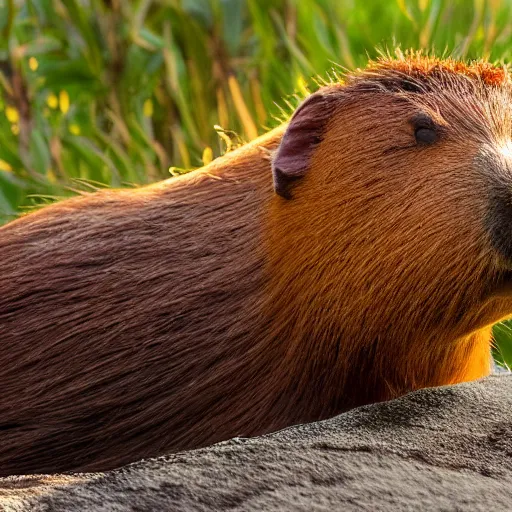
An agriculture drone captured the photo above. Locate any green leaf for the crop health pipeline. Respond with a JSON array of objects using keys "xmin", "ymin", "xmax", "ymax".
[
  {"xmin": 30, "ymin": 128, "xmax": 51, "ymax": 175},
  {"xmin": 493, "ymin": 322, "xmax": 512, "ymax": 369}
]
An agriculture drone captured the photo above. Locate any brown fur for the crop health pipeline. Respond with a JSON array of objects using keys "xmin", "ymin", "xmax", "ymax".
[{"xmin": 1, "ymin": 54, "xmax": 512, "ymax": 476}]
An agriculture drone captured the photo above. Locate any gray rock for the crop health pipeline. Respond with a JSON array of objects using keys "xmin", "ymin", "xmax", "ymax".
[{"xmin": 1, "ymin": 375, "xmax": 511, "ymax": 511}]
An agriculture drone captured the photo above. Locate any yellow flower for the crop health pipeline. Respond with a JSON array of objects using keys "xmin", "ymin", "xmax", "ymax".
[
  {"xmin": 47, "ymin": 93, "xmax": 58, "ymax": 109},
  {"xmin": 0, "ymin": 159, "xmax": 12, "ymax": 172},
  {"xmin": 143, "ymin": 99, "xmax": 153, "ymax": 117},
  {"xmin": 202, "ymin": 146, "xmax": 213, "ymax": 166},
  {"xmin": 5, "ymin": 106, "xmax": 19, "ymax": 124},
  {"xmin": 69, "ymin": 123, "xmax": 81, "ymax": 135},
  {"xmin": 46, "ymin": 170, "xmax": 57, "ymax": 183},
  {"xmin": 28, "ymin": 57, "xmax": 39, "ymax": 71},
  {"xmin": 296, "ymin": 75, "xmax": 309, "ymax": 97},
  {"xmin": 11, "ymin": 124, "xmax": 20, "ymax": 135},
  {"xmin": 59, "ymin": 90, "xmax": 70, "ymax": 115}
]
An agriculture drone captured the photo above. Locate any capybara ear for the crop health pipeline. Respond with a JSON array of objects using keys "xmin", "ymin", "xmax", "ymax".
[{"xmin": 272, "ymin": 90, "xmax": 340, "ymax": 199}]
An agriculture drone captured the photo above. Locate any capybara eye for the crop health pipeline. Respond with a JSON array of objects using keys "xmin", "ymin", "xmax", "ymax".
[
  {"xmin": 414, "ymin": 127, "xmax": 438, "ymax": 145},
  {"xmin": 411, "ymin": 113, "xmax": 439, "ymax": 145}
]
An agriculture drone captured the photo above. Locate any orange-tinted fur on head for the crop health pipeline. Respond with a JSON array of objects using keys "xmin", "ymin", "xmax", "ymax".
[{"xmin": 1, "ymin": 53, "xmax": 512, "ymax": 476}]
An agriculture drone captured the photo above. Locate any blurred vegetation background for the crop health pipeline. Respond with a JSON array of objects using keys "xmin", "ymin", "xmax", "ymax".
[{"xmin": 0, "ymin": 0, "xmax": 511, "ymax": 368}]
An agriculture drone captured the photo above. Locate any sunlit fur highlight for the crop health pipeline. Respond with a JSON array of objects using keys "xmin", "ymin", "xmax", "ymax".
[{"xmin": 1, "ymin": 55, "xmax": 512, "ymax": 476}]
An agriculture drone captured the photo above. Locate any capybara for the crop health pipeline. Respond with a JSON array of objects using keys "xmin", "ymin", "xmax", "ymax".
[{"xmin": 1, "ymin": 53, "xmax": 512, "ymax": 476}]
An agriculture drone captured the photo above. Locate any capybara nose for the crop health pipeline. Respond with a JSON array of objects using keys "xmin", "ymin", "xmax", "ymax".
[
  {"xmin": 485, "ymin": 149, "xmax": 512, "ymax": 264},
  {"xmin": 488, "ymin": 187, "xmax": 512, "ymax": 263}
]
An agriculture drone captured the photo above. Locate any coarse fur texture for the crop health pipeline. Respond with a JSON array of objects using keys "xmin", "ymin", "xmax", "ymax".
[{"xmin": 2, "ymin": 52, "xmax": 512, "ymax": 476}]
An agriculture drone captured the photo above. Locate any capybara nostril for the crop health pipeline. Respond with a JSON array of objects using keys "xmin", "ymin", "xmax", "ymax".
[{"xmin": 1, "ymin": 53, "xmax": 512, "ymax": 476}]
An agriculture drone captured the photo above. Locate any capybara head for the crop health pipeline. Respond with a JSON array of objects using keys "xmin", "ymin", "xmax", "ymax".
[{"xmin": 268, "ymin": 55, "xmax": 512, "ymax": 399}]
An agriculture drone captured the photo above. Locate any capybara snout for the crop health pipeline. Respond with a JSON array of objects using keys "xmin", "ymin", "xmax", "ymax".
[
  {"xmin": 2, "ymin": 53, "xmax": 512, "ymax": 476},
  {"xmin": 479, "ymin": 144, "xmax": 512, "ymax": 264}
]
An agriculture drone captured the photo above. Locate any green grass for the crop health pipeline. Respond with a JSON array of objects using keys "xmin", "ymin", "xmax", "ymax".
[{"xmin": 1, "ymin": 0, "xmax": 512, "ymax": 368}]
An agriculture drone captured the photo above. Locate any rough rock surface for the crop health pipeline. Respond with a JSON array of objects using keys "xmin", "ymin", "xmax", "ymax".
[{"xmin": 1, "ymin": 375, "xmax": 511, "ymax": 511}]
